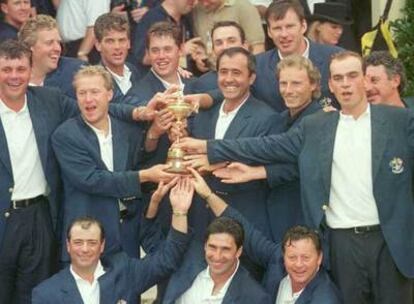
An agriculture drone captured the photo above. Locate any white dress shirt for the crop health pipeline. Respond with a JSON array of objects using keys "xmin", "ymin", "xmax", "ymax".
[
  {"xmin": 85, "ymin": 116, "xmax": 113, "ymax": 171},
  {"xmin": 327, "ymin": 105, "xmax": 380, "ymax": 228},
  {"xmin": 107, "ymin": 65, "xmax": 132, "ymax": 95},
  {"xmin": 275, "ymin": 275, "xmax": 303, "ymax": 304},
  {"xmin": 70, "ymin": 261, "xmax": 105, "ymax": 304},
  {"xmin": 0, "ymin": 98, "xmax": 48, "ymax": 200},
  {"xmin": 175, "ymin": 261, "xmax": 240, "ymax": 304},
  {"xmin": 215, "ymin": 95, "xmax": 249, "ymax": 140},
  {"xmin": 85, "ymin": 117, "xmax": 126, "ymax": 211}
]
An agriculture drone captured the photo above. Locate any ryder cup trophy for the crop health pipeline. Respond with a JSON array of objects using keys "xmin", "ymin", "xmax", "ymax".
[{"xmin": 165, "ymin": 90, "xmax": 194, "ymax": 173}]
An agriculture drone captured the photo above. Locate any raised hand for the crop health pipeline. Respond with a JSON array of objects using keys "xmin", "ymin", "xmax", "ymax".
[
  {"xmin": 169, "ymin": 177, "xmax": 194, "ymax": 213},
  {"xmin": 187, "ymin": 167, "xmax": 212, "ymax": 199}
]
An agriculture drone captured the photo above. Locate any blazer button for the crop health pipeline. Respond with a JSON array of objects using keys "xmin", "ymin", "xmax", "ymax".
[
  {"xmin": 321, "ymin": 204, "xmax": 329, "ymax": 211},
  {"xmin": 4, "ymin": 211, "xmax": 10, "ymax": 218},
  {"xmin": 8, "ymin": 187, "xmax": 13, "ymax": 193}
]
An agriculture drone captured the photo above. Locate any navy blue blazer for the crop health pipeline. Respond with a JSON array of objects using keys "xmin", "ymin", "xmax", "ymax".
[
  {"xmin": 265, "ymin": 101, "xmax": 321, "ymax": 242},
  {"xmin": 0, "ymin": 21, "xmax": 18, "ymax": 41},
  {"xmin": 129, "ymin": 69, "xmax": 195, "ymax": 104},
  {"xmin": 207, "ymin": 105, "xmax": 414, "ymax": 278},
  {"xmin": 32, "ymin": 228, "xmax": 191, "ymax": 304},
  {"xmin": 252, "ymin": 41, "xmax": 342, "ymax": 112},
  {"xmin": 44, "ymin": 56, "xmax": 85, "ymax": 99},
  {"xmin": 190, "ymin": 95, "xmax": 281, "ymax": 236},
  {"xmin": 163, "ymin": 239, "xmax": 271, "ymax": 304},
  {"xmin": 0, "ymin": 87, "xmax": 79, "ymax": 246},
  {"xmin": 223, "ymin": 207, "xmax": 342, "ymax": 304},
  {"xmin": 51, "ymin": 115, "xmax": 146, "ymax": 261}
]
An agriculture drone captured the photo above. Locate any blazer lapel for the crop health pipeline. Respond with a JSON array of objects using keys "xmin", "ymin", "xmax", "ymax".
[
  {"xmin": 77, "ymin": 117, "xmax": 109, "ymax": 170},
  {"xmin": 0, "ymin": 120, "xmax": 12, "ymax": 176},
  {"xmin": 223, "ymin": 97, "xmax": 252, "ymax": 139},
  {"xmin": 111, "ymin": 119, "xmax": 128, "ymax": 171},
  {"xmin": 371, "ymin": 107, "xmax": 389, "ymax": 180},
  {"xmin": 27, "ymin": 91, "xmax": 49, "ymax": 174},
  {"xmin": 61, "ymin": 269, "xmax": 84, "ymax": 304},
  {"xmin": 319, "ymin": 112, "xmax": 339, "ymax": 194}
]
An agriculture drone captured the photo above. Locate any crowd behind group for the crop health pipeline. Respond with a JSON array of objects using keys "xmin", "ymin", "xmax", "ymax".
[{"xmin": 0, "ymin": 0, "xmax": 413, "ymax": 304}]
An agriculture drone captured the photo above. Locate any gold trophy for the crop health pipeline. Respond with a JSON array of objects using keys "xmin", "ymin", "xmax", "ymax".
[{"xmin": 165, "ymin": 90, "xmax": 194, "ymax": 173}]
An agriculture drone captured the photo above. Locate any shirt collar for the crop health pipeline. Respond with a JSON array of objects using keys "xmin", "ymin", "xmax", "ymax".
[
  {"xmin": 339, "ymin": 103, "xmax": 370, "ymax": 121},
  {"xmin": 278, "ymin": 37, "xmax": 310, "ymax": 60},
  {"xmin": 70, "ymin": 260, "xmax": 105, "ymax": 283},
  {"xmin": 0, "ymin": 95, "xmax": 28, "ymax": 115},
  {"xmin": 151, "ymin": 68, "xmax": 185, "ymax": 92},
  {"xmin": 219, "ymin": 94, "xmax": 249, "ymax": 117},
  {"xmin": 204, "ymin": 259, "xmax": 240, "ymax": 291},
  {"xmin": 84, "ymin": 115, "xmax": 112, "ymax": 139},
  {"xmin": 106, "ymin": 64, "xmax": 131, "ymax": 81}
]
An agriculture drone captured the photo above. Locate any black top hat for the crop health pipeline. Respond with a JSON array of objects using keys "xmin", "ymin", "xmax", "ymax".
[{"xmin": 310, "ymin": 3, "xmax": 353, "ymax": 25}]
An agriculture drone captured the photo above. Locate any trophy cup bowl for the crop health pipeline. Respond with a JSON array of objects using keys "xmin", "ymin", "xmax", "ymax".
[{"xmin": 165, "ymin": 98, "xmax": 194, "ymax": 174}]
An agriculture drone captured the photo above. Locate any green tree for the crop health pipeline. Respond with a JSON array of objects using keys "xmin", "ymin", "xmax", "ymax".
[{"xmin": 392, "ymin": 0, "xmax": 414, "ymax": 96}]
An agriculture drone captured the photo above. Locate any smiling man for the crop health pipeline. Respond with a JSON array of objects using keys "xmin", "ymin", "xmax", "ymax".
[
  {"xmin": 0, "ymin": 0, "xmax": 31, "ymax": 41},
  {"xmin": 32, "ymin": 178, "xmax": 192, "ymax": 304},
  {"xmin": 51, "ymin": 65, "xmax": 178, "ymax": 263},
  {"xmin": 364, "ymin": 51, "xmax": 413, "ymax": 109},
  {"xmin": 18, "ymin": 14, "xmax": 85, "ymax": 98}
]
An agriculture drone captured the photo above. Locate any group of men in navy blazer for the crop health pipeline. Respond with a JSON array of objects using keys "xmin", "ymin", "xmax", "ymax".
[
  {"xmin": 213, "ymin": 54, "xmax": 323, "ymax": 243},
  {"xmin": 0, "ymin": 39, "xmax": 161, "ymax": 303},
  {"xmin": 252, "ymin": 0, "xmax": 341, "ymax": 112},
  {"xmin": 176, "ymin": 51, "xmax": 414, "ymax": 303},
  {"xmin": 144, "ymin": 167, "xmax": 340, "ymax": 303},
  {"xmin": 51, "ymin": 65, "xmax": 177, "ymax": 262},
  {"xmin": 1, "ymin": 1, "xmax": 413, "ymax": 303}
]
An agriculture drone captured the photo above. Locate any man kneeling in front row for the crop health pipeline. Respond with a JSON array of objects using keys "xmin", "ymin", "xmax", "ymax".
[{"xmin": 31, "ymin": 178, "xmax": 192, "ymax": 304}]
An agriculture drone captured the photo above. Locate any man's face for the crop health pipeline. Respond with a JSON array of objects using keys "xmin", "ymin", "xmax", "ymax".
[
  {"xmin": 200, "ymin": 0, "xmax": 223, "ymax": 11},
  {"xmin": 280, "ymin": 66, "xmax": 316, "ymax": 114},
  {"xmin": 31, "ymin": 28, "xmax": 62, "ymax": 73},
  {"xmin": 96, "ymin": 30, "xmax": 130, "ymax": 71},
  {"xmin": 218, "ymin": 53, "xmax": 255, "ymax": 104},
  {"xmin": 267, "ymin": 9, "xmax": 307, "ymax": 57},
  {"xmin": 0, "ymin": 0, "xmax": 31, "ymax": 28},
  {"xmin": 283, "ymin": 238, "xmax": 322, "ymax": 291},
  {"xmin": 175, "ymin": 0, "xmax": 198, "ymax": 14},
  {"xmin": 0, "ymin": 55, "xmax": 31, "ymax": 104},
  {"xmin": 329, "ymin": 56, "xmax": 366, "ymax": 112},
  {"xmin": 66, "ymin": 223, "xmax": 105, "ymax": 274},
  {"xmin": 76, "ymin": 75, "xmax": 113, "ymax": 129},
  {"xmin": 205, "ymin": 233, "xmax": 242, "ymax": 277},
  {"xmin": 212, "ymin": 26, "xmax": 245, "ymax": 57},
  {"xmin": 148, "ymin": 35, "xmax": 181, "ymax": 80},
  {"xmin": 365, "ymin": 64, "xmax": 399, "ymax": 105}
]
